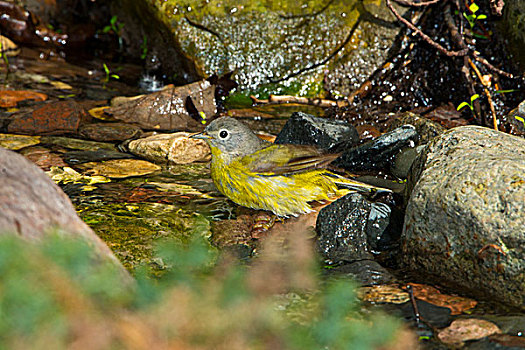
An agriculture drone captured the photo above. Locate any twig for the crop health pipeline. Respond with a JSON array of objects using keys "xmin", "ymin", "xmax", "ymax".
[
  {"xmin": 250, "ymin": 94, "xmax": 345, "ymax": 108},
  {"xmin": 468, "ymin": 58, "xmax": 499, "ymax": 130},
  {"xmin": 472, "ymin": 54, "xmax": 515, "ymax": 79},
  {"xmin": 391, "ymin": 0, "xmax": 443, "ymax": 7},
  {"xmin": 386, "ymin": 0, "xmax": 468, "ymax": 57}
]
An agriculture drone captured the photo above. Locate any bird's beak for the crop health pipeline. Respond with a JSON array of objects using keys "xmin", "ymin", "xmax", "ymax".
[{"xmin": 189, "ymin": 131, "xmax": 211, "ymax": 140}]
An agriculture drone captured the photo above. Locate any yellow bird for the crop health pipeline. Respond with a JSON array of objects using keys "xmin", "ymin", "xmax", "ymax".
[{"xmin": 192, "ymin": 117, "xmax": 389, "ymax": 217}]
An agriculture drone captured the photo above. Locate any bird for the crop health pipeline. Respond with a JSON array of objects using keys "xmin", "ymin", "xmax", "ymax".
[{"xmin": 192, "ymin": 117, "xmax": 390, "ymax": 217}]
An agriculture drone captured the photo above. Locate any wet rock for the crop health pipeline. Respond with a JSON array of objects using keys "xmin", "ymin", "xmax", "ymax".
[
  {"xmin": 63, "ymin": 149, "xmax": 134, "ymax": 165},
  {"xmin": 114, "ymin": 0, "xmax": 402, "ymax": 94},
  {"xmin": 388, "ymin": 112, "xmax": 445, "ymax": 145},
  {"xmin": 326, "ymin": 260, "xmax": 396, "ymax": 286},
  {"xmin": 0, "ymin": 147, "xmax": 127, "ymax": 273},
  {"xmin": 79, "ymin": 122, "xmax": 143, "ymax": 142},
  {"xmin": 77, "ymin": 159, "xmax": 161, "ymax": 179},
  {"xmin": 7, "ymin": 100, "xmax": 91, "ymax": 135},
  {"xmin": 402, "ymin": 126, "xmax": 525, "ymax": 309},
  {"xmin": 126, "ymin": 132, "xmax": 210, "ymax": 164},
  {"xmin": 210, "ymin": 215, "xmax": 254, "ymax": 248},
  {"xmin": 506, "ymin": 99, "xmax": 525, "ymax": 136},
  {"xmin": 0, "ymin": 90, "xmax": 47, "ymax": 108},
  {"xmin": 0, "ymin": 133, "xmax": 40, "ymax": 150},
  {"xmin": 316, "ymin": 192, "xmax": 373, "ymax": 263},
  {"xmin": 366, "ymin": 202, "xmax": 392, "ymax": 253},
  {"xmin": 274, "ymin": 112, "xmax": 359, "ymax": 152},
  {"xmin": 390, "ymin": 145, "xmax": 425, "ymax": 179},
  {"xmin": 20, "ymin": 146, "xmax": 67, "ymax": 170},
  {"xmin": 333, "ymin": 125, "xmax": 417, "ymax": 171}
]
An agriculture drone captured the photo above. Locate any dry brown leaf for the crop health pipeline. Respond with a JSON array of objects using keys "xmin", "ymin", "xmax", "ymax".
[
  {"xmin": 0, "ymin": 90, "xmax": 47, "ymax": 107},
  {"xmin": 407, "ymin": 283, "xmax": 477, "ymax": 315},
  {"xmin": 105, "ymin": 79, "xmax": 216, "ymax": 131}
]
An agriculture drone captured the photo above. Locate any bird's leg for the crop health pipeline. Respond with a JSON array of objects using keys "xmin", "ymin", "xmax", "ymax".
[{"xmin": 251, "ymin": 212, "xmax": 279, "ymax": 239}]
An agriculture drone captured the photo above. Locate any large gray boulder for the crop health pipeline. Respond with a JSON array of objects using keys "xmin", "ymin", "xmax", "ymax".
[
  {"xmin": 0, "ymin": 147, "xmax": 129, "ymax": 276},
  {"xmin": 114, "ymin": 0, "xmax": 402, "ymax": 95},
  {"xmin": 402, "ymin": 126, "xmax": 525, "ymax": 309}
]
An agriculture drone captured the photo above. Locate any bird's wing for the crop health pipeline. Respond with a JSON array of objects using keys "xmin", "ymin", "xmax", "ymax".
[{"xmin": 240, "ymin": 144, "xmax": 340, "ymax": 176}]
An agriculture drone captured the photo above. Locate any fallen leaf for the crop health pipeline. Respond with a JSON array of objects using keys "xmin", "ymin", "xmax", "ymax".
[
  {"xmin": 438, "ymin": 318, "xmax": 501, "ymax": 345},
  {"xmin": 406, "ymin": 283, "xmax": 477, "ymax": 315},
  {"xmin": 77, "ymin": 159, "xmax": 161, "ymax": 178},
  {"xmin": 105, "ymin": 80, "xmax": 216, "ymax": 131},
  {"xmin": 0, "ymin": 90, "xmax": 47, "ymax": 108},
  {"xmin": 358, "ymin": 285, "xmax": 410, "ymax": 304}
]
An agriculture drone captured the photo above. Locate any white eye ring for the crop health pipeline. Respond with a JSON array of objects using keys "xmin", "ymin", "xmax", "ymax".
[{"xmin": 218, "ymin": 129, "xmax": 230, "ymax": 139}]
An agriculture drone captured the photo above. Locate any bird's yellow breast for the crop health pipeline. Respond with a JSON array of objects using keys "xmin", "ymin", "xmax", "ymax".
[{"xmin": 210, "ymin": 147, "xmax": 340, "ymax": 217}]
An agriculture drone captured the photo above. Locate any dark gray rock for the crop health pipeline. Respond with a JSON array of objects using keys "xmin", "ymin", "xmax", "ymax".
[
  {"xmin": 333, "ymin": 124, "xmax": 417, "ymax": 171},
  {"xmin": 0, "ymin": 147, "xmax": 129, "ymax": 276},
  {"xmin": 402, "ymin": 126, "xmax": 525, "ymax": 309},
  {"xmin": 316, "ymin": 192, "xmax": 373, "ymax": 263},
  {"xmin": 275, "ymin": 112, "xmax": 359, "ymax": 152}
]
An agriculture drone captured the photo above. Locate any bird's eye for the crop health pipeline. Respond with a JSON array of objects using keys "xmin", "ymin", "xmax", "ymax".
[{"xmin": 219, "ymin": 129, "xmax": 229, "ymax": 139}]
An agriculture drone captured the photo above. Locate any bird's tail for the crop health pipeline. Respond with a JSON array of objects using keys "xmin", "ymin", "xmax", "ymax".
[{"xmin": 325, "ymin": 172, "xmax": 392, "ymax": 195}]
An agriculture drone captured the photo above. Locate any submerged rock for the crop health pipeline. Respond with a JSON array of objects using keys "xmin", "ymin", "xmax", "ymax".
[
  {"xmin": 79, "ymin": 122, "xmax": 143, "ymax": 142},
  {"xmin": 402, "ymin": 126, "xmax": 525, "ymax": 309},
  {"xmin": 0, "ymin": 147, "xmax": 127, "ymax": 274},
  {"xmin": 274, "ymin": 112, "xmax": 359, "ymax": 152},
  {"xmin": 333, "ymin": 125, "xmax": 418, "ymax": 171}
]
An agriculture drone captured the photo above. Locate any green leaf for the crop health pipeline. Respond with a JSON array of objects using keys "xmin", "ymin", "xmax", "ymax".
[
  {"xmin": 469, "ymin": 2, "xmax": 480, "ymax": 14},
  {"xmin": 477, "ymin": 14, "xmax": 487, "ymax": 20},
  {"xmin": 103, "ymin": 63, "xmax": 110, "ymax": 74},
  {"xmin": 515, "ymin": 116, "xmax": 525, "ymax": 127},
  {"xmin": 470, "ymin": 93, "xmax": 480, "ymax": 102},
  {"xmin": 457, "ymin": 102, "xmax": 470, "ymax": 111}
]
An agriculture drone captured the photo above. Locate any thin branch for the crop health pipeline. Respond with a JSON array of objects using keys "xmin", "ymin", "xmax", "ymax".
[
  {"xmin": 468, "ymin": 58, "xmax": 499, "ymax": 130},
  {"xmin": 472, "ymin": 54, "xmax": 515, "ymax": 79},
  {"xmin": 391, "ymin": 0, "xmax": 443, "ymax": 7},
  {"xmin": 386, "ymin": 0, "xmax": 468, "ymax": 57}
]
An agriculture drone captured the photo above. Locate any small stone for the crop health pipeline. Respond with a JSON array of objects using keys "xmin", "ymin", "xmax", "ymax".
[
  {"xmin": 20, "ymin": 146, "xmax": 67, "ymax": 170},
  {"xmin": 275, "ymin": 111, "xmax": 359, "ymax": 152},
  {"xmin": 127, "ymin": 132, "xmax": 210, "ymax": 164}
]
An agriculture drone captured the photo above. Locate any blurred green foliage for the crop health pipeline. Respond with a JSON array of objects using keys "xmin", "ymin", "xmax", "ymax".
[{"xmin": 0, "ymin": 233, "xmax": 398, "ymax": 349}]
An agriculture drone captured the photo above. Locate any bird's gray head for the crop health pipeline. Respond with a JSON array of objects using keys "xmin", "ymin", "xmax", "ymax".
[{"xmin": 197, "ymin": 117, "xmax": 266, "ymax": 163}]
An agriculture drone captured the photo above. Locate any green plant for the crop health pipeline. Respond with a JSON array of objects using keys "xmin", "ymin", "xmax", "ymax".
[
  {"xmin": 140, "ymin": 34, "xmax": 148, "ymax": 60},
  {"xmin": 102, "ymin": 63, "xmax": 120, "ymax": 86},
  {"xmin": 102, "ymin": 15, "xmax": 125, "ymax": 50},
  {"xmin": 0, "ymin": 233, "xmax": 399, "ymax": 349},
  {"xmin": 457, "ymin": 93, "xmax": 480, "ymax": 112},
  {"xmin": 515, "ymin": 116, "xmax": 525, "ymax": 127},
  {"xmin": 463, "ymin": 2, "xmax": 487, "ymax": 30},
  {"xmin": 102, "ymin": 15, "xmax": 124, "ymax": 36}
]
